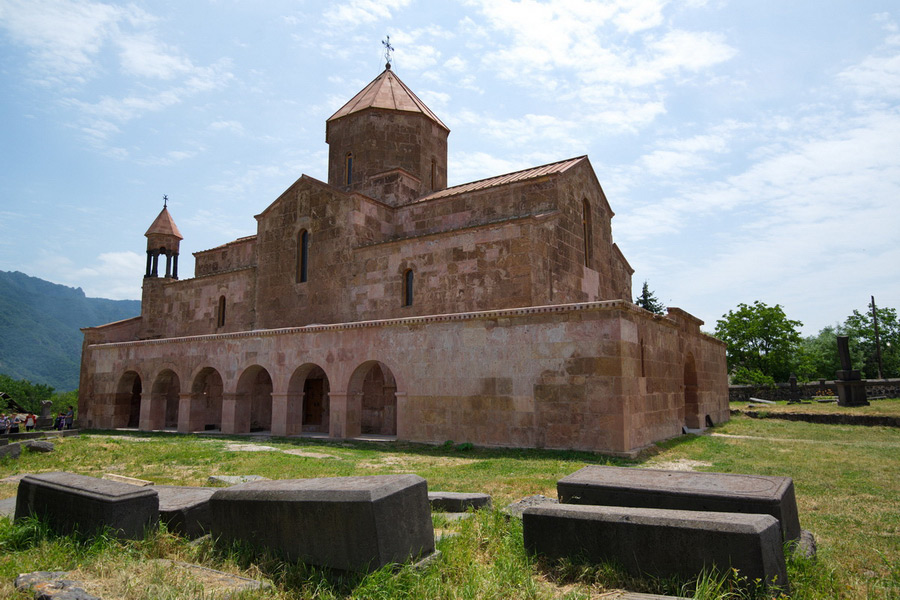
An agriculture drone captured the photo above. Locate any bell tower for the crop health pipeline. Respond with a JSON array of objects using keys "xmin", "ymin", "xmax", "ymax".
[
  {"xmin": 325, "ymin": 63, "xmax": 450, "ymax": 205},
  {"xmin": 144, "ymin": 197, "xmax": 183, "ymax": 280},
  {"xmin": 139, "ymin": 198, "xmax": 183, "ymax": 340}
]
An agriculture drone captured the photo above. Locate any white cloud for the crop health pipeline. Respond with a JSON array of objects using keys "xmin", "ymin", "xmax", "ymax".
[
  {"xmin": 116, "ymin": 33, "xmax": 193, "ymax": 79},
  {"xmin": 209, "ymin": 120, "xmax": 245, "ymax": 134},
  {"xmin": 322, "ymin": 0, "xmax": 413, "ymax": 27},
  {"xmin": 0, "ymin": 0, "xmax": 147, "ymax": 83}
]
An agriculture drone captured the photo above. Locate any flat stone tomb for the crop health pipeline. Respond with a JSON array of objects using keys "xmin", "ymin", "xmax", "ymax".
[
  {"xmin": 15, "ymin": 472, "xmax": 159, "ymax": 539},
  {"xmin": 557, "ymin": 465, "xmax": 801, "ymax": 542},
  {"xmin": 523, "ymin": 504, "xmax": 788, "ymax": 592},
  {"xmin": 428, "ymin": 491, "xmax": 492, "ymax": 512},
  {"xmin": 208, "ymin": 474, "xmax": 434, "ymax": 572},
  {"xmin": 155, "ymin": 485, "xmax": 217, "ymax": 538}
]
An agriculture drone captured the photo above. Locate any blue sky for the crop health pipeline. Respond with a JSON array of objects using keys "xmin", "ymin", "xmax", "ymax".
[{"xmin": 1, "ymin": 0, "xmax": 898, "ymax": 335}]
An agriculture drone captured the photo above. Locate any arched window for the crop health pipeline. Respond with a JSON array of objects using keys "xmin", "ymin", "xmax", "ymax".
[
  {"xmin": 345, "ymin": 152, "xmax": 353, "ymax": 185},
  {"xmin": 582, "ymin": 198, "xmax": 593, "ymax": 267},
  {"xmin": 297, "ymin": 229, "xmax": 309, "ymax": 283},
  {"xmin": 403, "ymin": 269, "xmax": 414, "ymax": 307},
  {"xmin": 217, "ymin": 296, "xmax": 226, "ymax": 328}
]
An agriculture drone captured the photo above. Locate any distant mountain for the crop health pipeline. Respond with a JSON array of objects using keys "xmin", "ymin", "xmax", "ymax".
[{"xmin": 0, "ymin": 271, "xmax": 140, "ymax": 392}]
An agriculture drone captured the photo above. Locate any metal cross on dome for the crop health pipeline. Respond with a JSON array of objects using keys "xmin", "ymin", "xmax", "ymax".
[
  {"xmin": 382, "ymin": 35, "xmax": 394, "ymax": 68},
  {"xmin": 163, "ymin": 194, "xmax": 168, "ymax": 208}
]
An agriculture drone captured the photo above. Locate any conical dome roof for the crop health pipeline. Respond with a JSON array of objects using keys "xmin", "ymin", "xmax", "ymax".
[
  {"xmin": 327, "ymin": 66, "xmax": 449, "ymax": 132},
  {"xmin": 145, "ymin": 206, "xmax": 183, "ymax": 240}
]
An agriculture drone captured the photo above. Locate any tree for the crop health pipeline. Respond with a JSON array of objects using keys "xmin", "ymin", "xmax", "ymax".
[
  {"xmin": 842, "ymin": 301, "xmax": 900, "ymax": 379},
  {"xmin": 635, "ymin": 281, "xmax": 666, "ymax": 315},
  {"xmin": 796, "ymin": 325, "xmax": 840, "ymax": 381},
  {"xmin": 714, "ymin": 301, "xmax": 803, "ymax": 383},
  {"xmin": 0, "ymin": 373, "xmax": 55, "ymax": 412}
]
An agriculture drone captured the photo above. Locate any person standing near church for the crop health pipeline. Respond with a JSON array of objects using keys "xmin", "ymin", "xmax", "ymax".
[
  {"xmin": 24, "ymin": 412, "xmax": 36, "ymax": 432},
  {"xmin": 64, "ymin": 406, "xmax": 74, "ymax": 430}
]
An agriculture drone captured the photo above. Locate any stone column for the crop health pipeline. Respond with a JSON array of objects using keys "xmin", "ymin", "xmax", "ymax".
[
  {"xmin": 270, "ymin": 393, "xmax": 289, "ymax": 437},
  {"xmin": 177, "ymin": 392, "xmax": 198, "ymax": 433},
  {"xmin": 139, "ymin": 392, "xmax": 163, "ymax": 431},
  {"xmin": 328, "ymin": 391, "xmax": 361, "ymax": 439},
  {"xmin": 394, "ymin": 391, "xmax": 408, "ymax": 439},
  {"xmin": 221, "ymin": 393, "xmax": 250, "ymax": 434}
]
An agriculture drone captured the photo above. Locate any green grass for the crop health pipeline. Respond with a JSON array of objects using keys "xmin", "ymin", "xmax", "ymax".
[
  {"xmin": 730, "ymin": 397, "xmax": 900, "ymax": 417},
  {"xmin": 1, "ymin": 412, "xmax": 898, "ymax": 599}
]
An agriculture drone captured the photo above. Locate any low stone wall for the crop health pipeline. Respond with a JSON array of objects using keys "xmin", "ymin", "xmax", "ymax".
[{"xmin": 729, "ymin": 378, "xmax": 900, "ymax": 402}]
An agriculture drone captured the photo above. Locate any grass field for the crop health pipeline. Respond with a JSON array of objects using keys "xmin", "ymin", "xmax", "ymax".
[
  {"xmin": 730, "ymin": 397, "xmax": 900, "ymax": 417},
  {"xmin": 1, "ymin": 406, "xmax": 898, "ymax": 599}
]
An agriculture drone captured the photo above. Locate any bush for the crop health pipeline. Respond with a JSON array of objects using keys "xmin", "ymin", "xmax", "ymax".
[{"xmin": 730, "ymin": 367, "xmax": 776, "ymax": 387}]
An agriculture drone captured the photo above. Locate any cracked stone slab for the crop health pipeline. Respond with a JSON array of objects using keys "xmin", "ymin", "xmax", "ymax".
[
  {"xmin": 282, "ymin": 449, "xmax": 338, "ymax": 459},
  {"xmin": 207, "ymin": 475, "xmax": 269, "ymax": 486}
]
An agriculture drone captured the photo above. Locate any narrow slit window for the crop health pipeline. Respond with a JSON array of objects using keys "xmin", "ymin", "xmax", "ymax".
[
  {"xmin": 582, "ymin": 198, "xmax": 593, "ymax": 267},
  {"xmin": 403, "ymin": 269, "xmax": 414, "ymax": 307},
  {"xmin": 297, "ymin": 229, "xmax": 309, "ymax": 283},
  {"xmin": 431, "ymin": 158, "xmax": 436, "ymax": 189},
  {"xmin": 345, "ymin": 152, "xmax": 353, "ymax": 185},
  {"xmin": 217, "ymin": 296, "xmax": 226, "ymax": 328}
]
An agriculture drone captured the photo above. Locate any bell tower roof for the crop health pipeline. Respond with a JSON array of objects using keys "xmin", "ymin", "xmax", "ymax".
[
  {"xmin": 145, "ymin": 206, "xmax": 183, "ymax": 240},
  {"xmin": 326, "ymin": 67, "xmax": 449, "ymax": 132}
]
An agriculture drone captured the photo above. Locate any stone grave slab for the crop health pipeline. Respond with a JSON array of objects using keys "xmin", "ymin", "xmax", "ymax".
[
  {"xmin": 503, "ymin": 494, "xmax": 557, "ymax": 519},
  {"xmin": 207, "ymin": 474, "xmax": 268, "ymax": 486},
  {"xmin": 428, "ymin": 491, "xmax": 492, "ymax": 512},
  {"xmin": 155, "ymin": 485, "xmax": 217, "ymax": 538},
  {"xmin": 557, "ymin": 465, "xmax": 801, "ymax": 542},
  {"xmin": 0, "ymin": 442, "xmax": 21, "ymax": 459},
  {"xmin": 0, "ymin": 496, "xmax": 15, "ymax": 519},
  {"xmin": 523, "ymin": 504, "xmax": 788, "ymax": 593},
  {"xmin": 208, "ymin": 474, "xmax": 434, "ymax": 572},
  {"xmin": 15, "ymin": 471, "xmax": 158, "ymax": 539}
]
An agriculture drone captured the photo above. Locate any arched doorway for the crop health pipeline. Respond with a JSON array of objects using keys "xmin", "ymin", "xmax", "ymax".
[
  {"xmin": 350, "ymin": 361, "xmax": 397, "ymax": 436},
  {"xmin": 684, "ymin": 353, "xmax": 700, "ymax": 429},
  {"xmin": 238, "ymin": 366, "xmax": 273, "ymax": 433},
  {"xmin": 191, "ymin": 368, "xmax": 223, "ymax": 431},
  {"xmin": 115, "ymin": 371, "xmax": 142, "ymax": 428},
  {"xmin": 287, "ymin": 364, "xmax": 330, "ymax": 434},
  {"xmin": 151, "ymin": 370, "xmax": 181, "ymax": 430}
]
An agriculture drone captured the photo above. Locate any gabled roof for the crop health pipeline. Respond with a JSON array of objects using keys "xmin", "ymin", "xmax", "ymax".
[
  {"xmin": 327, "ymin": 66, "xmax": 449, "ymax": 132},
  {"xmin": 419, "ymin": 156, "xmax": 588, "ymax": 202},
  {"xmin": 144, "ymin": 207, "xmax": 183, "ymax": 240}
]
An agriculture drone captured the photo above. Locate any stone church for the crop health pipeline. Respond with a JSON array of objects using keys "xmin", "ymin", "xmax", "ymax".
[{"xmin": 79, "ymin": 65, "xmax": 728, "ymax": 455}]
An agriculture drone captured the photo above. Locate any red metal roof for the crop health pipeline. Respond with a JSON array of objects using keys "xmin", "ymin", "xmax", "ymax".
[
  {"xmin": 327, "ymin": 67, "xmax": 449, "ymax": 131},
  {"xmin": 144, "ymin": 207, "xmax": 183, "ymax": 239},
  {"xmin": 419, "ymin": 156, "xmax": 587, "ymax": 202}
]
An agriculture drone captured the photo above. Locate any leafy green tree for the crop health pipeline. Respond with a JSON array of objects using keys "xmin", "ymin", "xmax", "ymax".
[
  {"xmin": 635, "ymin": 281, "xmax": 666, "ymax": 315},
  {"xmin": 0, "ymin": 373, "xmax": 55, "ymax": 412},
  {"xmin": 714, "ymin": 301, "xmax": 803, "ymax": 383},
  {"xmin": 796, "ymin": 325, "xmax": 841, "ymax": 381},
  {"xmin": 842, "ymin": 301, "xmax": 900, "ymax": 379}
]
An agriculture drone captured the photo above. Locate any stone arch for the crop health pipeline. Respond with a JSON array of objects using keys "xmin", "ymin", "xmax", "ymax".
[
  {"xmin": 237, "ymin": 365, "xmax": 273, "ymax": 433},
  {"xmin": 287, "ymin": 363, "xmax": 330, "ymax": 435},
  {"xmin": 114, "ymin": 371, "xmax": 142, "ymax": 429},
  {"xmin": 150, "ymin": 369, "xmax": 181, "ymax": 430},
  {"xmin": 684, "ymin": 352, "xmax": 700, "ymax": 429},
  {"xmin": 189, "ymin": 367, "xmax": 224, "ymax": 432},
  {"xmin": 349, "ymin": 361, "xmax": 397, "ymax": 436}
]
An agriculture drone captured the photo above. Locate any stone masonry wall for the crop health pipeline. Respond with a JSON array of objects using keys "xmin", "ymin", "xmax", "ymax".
[
  {"xmin": 194, "ymin": 236, "xmax": 257, "ymax": 277},
  {"xmin": 729, "ymin": 378, "xmax": 900, "ymax": 402},
  {"xmin": 79, "ymin": 301, "xmax": 728, "ymax": 455},
  {"xmin": 326, "ymin": 110, "xmax": 448, "ymax": 200},
  {"xmin": 138, "ymin": 268, "xmax": 256, "ymax": 339}
]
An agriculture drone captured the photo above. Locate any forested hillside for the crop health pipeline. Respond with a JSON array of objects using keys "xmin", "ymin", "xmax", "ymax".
[{"xmin": 0, "ymin": 271, "xmax": 140, "ymax": 391}]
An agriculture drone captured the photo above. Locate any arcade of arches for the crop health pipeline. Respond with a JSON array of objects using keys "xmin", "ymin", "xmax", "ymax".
[{"xmin": 108, "ymin": 361, "xmax": 397, "ymax": 437}]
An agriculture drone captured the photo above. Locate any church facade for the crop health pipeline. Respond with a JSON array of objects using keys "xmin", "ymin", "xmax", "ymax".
[{"xmin": 79, "ymin": 66, "xmax": 728, "ymax": 455}]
